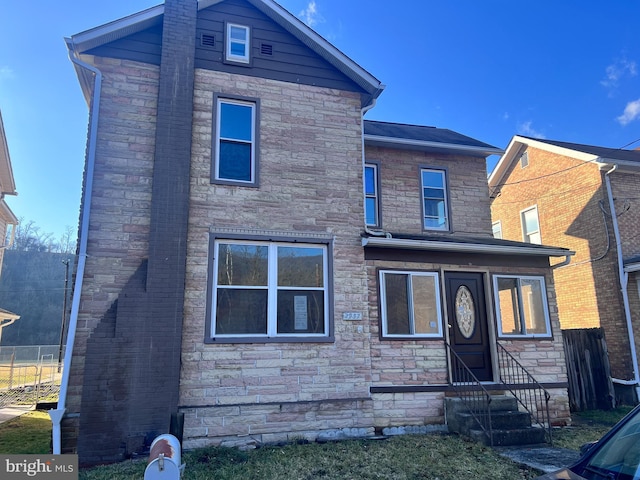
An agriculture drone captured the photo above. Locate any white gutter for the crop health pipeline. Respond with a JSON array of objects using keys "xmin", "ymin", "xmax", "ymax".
[
  {"xmin": 362, "ymin": 236, "xmax": 573, "ymax": 259},
  {"xmin": 604, "ymin": 165, "xmax": 640, "ymax": 399},
  {"xmin": 49, "ymin": 44, "xmax": 102, "ymax": 454}
]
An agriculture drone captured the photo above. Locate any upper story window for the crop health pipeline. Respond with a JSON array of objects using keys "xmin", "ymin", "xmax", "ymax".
[
  {"xmin": 212, "ymin": 95, "xmax": 259, "ymax": 186},
  {"xmin": 492, "ymin": 221, "xmax": 503, "ymax": 239},
  {"xmin": 520, "ymin": 151, "xmax": 529, "ymax": 168},
  {"xmin": 365, "ymin": 163, "xmax": 380, "ymax": 227},
  {"xmin": 521, "ymin": 205, "xmax": 541, "ymax": 244},
  {"xmin": 421, "ymin": 168, "xmax": 449, "ymax": 231},
  {"xmin": 208, "ymin": 239, "xmax": 331, "ymax": 341},
  {"xmin": 226, "ymin": 23, "xmax": 250, "ymax": 64},
  {"xmin": 493, "ymin": 275, "xmax": 551, "ymax": 338},
  {"xmin": 379, "ymin": 270, "xmax": 443, "ymax": 338}
]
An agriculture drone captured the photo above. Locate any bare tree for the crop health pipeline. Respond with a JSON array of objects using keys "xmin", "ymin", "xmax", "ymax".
[
  {"xmin": 57, "ymin": 226, "xmax": 77, "ymax": 255},
  {"xmin": 7, "ymin": 217, "xmax": 76, "ymax": 253}
]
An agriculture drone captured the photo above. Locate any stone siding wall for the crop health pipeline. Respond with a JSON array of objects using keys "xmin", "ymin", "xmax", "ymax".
[
  {"xmin": 64, "ymin": 56, "xmax": 159, "ymax": 439},
  {"xmin": 366, "ymin": 145, "xmax": 493, "ymax": 236},
  {"xmin": 180, "ymin": 69, "xmax": 373, "ymax": 447},
  {"xmin": 366, "ymin": 257, "xmax": 570, "ymax": 427}
]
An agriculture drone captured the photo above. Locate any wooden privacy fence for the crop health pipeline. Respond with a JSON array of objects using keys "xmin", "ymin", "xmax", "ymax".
[{"xmin": 562, "ymin": 328, "xmax": 615, "ymax": 411}]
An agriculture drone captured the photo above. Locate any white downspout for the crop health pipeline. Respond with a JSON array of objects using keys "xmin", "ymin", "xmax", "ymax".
[
  {"xmin": 604, "ymin": 165, "xmax": 640, "ymax": 400},
  {"xmin": 49, "ymin": 47, "xmax": 102, "ymax": 454}
]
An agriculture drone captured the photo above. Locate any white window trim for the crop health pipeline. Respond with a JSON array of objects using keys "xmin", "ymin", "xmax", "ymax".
[
  {"xmin": 214, "ymin": 97, "xmax": 256, "ymax": 184},
  {"xmin": 520, "ymin": 205, "xmax": 541, "ymax": 244},
  {"xmin": 493, "ymin": 274, "xmax": 552, "ymax": 338},
  {"xmin": 492, "ymin": 221, "xmax": 502, "ymax": 239},
  {"xmin": 379, "ymin": 270, "xmax": 443, "ymax": 338},
  {"xmin": 365, "ymin": 163, "xmax": 380, "ymax": 227},
  {"xmin": 211, "ymin": 240, "xmax": 329, "ymax": 338},
  {"xmin": 226, "ymin": 23, "xmax": 250, "ymax": 63},
  {"xmin": 421, "ymin": 168, "xmax": 449, "ymax": 231}
]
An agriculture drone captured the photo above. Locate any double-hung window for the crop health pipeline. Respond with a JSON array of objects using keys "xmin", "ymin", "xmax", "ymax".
[
  {"xmin": 421, "ymin": 168, "xmax": 449, "ymax": 231},
  {"xmin": 213, "ymin": 96, "xmax": 259, "ymax": 185},
  {"xmin": 493, "ymin": 275, "xmax": 551, "ymax": 337},
  {"xmin": 492, "ymin": 221, "xmax": 503, "ymax": 239},
  {"xmin": 365, "ymin": 163, "xmax": 380, "ymax": 227},
  {"xmin": 379, "ymin": 270, "xmax": 443, "ymax": 338},
  {"xmin": 521, "ymin": 206, "xmax": 541, "ymax": 244},
  {"xmin": 210, "ymin": 239, "xmax": 330, "ymax": 340},
  {"xmin": 226, "ymin": 23, "xmax": 250, "ymax": 63}
]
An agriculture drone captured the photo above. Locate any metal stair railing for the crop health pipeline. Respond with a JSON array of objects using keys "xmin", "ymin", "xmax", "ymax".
[
  {"xmin": 445, "ymin": 341, "xmax": 493, "ymax": 446},
  {"xmin": 497, "ymin": 342, "xmax": 552, "ymax": 445}
]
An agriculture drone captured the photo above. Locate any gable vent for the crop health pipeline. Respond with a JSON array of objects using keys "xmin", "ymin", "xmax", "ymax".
[
  {"xmin": 201, "ymin": 34, "xmax": 215, "ymax": 47},
  {"xmin": 261, "ymin": 43, "xmax": 273, "ymax": 55}
]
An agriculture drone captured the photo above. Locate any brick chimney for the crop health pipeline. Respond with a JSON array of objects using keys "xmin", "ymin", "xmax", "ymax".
[{"xmin": 76, "ymin": 0, "xmax": 198, "ymax": 464}]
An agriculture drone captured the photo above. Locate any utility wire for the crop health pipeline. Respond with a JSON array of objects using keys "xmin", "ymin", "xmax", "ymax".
[
  {"xmin": 489, "ymin": 162, "xmax": 592, "ymax": 199},
  {"xmin": 490, "ymin": 181, "xmax": 602, "ymax": 206},
  {"xmin": 619, "ymin": 137, "xmax": 640, "ymax": 149}
]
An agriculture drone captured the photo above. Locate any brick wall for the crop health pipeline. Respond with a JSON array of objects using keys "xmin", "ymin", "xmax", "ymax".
[
  {"xmin": 366, "ymin": 146, "xmax": 493, "ymax": 236},
  {"xmin": 608, "ymin": 171, "xmax": 640, "ymax": 381},
  {"xmin": 180, "ymin": 68, "xmax": 373, "ymax": 447},
  {"xmin": 490, "ymin": 146, "xmax": 633, "ymax": 379},
  {"xmin": 609, "ymin": 171, "xmax": 640, "ymax": 261}
]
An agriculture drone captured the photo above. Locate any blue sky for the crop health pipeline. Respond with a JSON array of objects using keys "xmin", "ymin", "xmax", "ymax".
[{"xmin": 1, "ymin": 1, "xmax": 639, "ymax": 239}]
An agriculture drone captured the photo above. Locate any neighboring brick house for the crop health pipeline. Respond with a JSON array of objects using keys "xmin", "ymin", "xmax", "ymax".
[
  {"xmin": 58, "ymin": 0, "xmax": 573, "ymax": 464},
  {"xmin": 489, "ymin": 135, "xmax": 640, "ymax": 401}
]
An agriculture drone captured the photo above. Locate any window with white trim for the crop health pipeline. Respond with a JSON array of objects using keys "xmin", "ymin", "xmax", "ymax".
[
  {"xmin": 365, "ymin": 163, "xmax": 380, "ymax": 227},
  {"xmin": 421, "ymin": 168, "xmax": 449, "ymax": 231},
  {"xmin": 379, "ymin": 270, "xmax": 443, "ymax": 338},
  {"xmin": 214, "ymin": 97, "xmax": 258, "ymax": 184},
  {"xmin": 521, "ymin": 206, "xmax": 541, "ymax": 244},
  {"xmin": 226, "ymin": 23, "xmax": 250, "ymax": 63},
  {"xmin": 210, "ymin": 240, "xmax": 329, "ymax": 339},
  {"xmin": 492, "ymin": 221, "xmax": 503, "ymax": 239},
  {"xmin": 493, "ymin": 275, "xmax": 551, "ymax": 337}
]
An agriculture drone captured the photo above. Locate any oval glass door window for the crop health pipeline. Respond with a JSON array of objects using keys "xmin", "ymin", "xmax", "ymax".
[{"xmin": 455, "ymin": 285, "xmax": 475, "ymax": 338}]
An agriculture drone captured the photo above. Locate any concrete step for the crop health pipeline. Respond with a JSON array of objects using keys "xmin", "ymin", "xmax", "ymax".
[
  {"xmin": 470, "ymin": 426, "xmax": 547, "ymax": 447},
  {"xmin": 445, "ymin": 395, "xmax": 518, "ymax": 417},
  {"xmin": 455, "ymin": 410, "xmax": 532, "ymax": 432}
]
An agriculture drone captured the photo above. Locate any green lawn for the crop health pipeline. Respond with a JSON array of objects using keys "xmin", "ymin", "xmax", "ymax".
[
  {"xmin": 80, "ymin": 435, "xmax": 541, "ymax": 480},
  {"xmin": 0, "ymin": 410, "xmax": 51, "ymax": 454},
  {"xmin": 0, "ymin": 407, "xmax": 632, "ymax": 480}
]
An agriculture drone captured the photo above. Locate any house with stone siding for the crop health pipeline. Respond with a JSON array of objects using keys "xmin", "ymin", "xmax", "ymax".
[
  {"xmin": 490, "ymin": 136, "xmax": 640, "ymax": 403},
  {"xmin": 57, "ymin": 0, "xmax": 573, "ymax": 465}
]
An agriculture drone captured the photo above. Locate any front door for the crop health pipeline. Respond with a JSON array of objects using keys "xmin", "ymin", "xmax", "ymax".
[{"xmin": 445, "ymin": 272, "xmax": 493, "ymax": 382}]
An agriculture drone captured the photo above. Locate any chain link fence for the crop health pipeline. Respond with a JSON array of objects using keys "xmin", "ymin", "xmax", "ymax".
[{"xmin": 0, "ymin": 345, "xmax": 64, "ymax": 408}]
